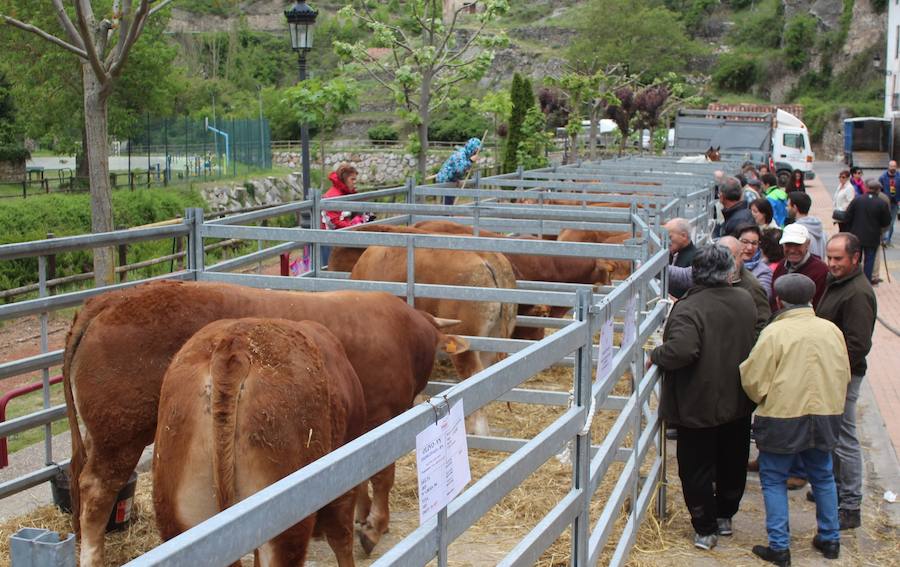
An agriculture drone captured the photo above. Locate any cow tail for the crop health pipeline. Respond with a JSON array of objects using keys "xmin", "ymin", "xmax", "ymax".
[
  {"xmin": 483, "ymin": 257, "xmax": 518, "ymax": 343},
  {"xmin": 210, "ymin": 335, "xmax": 251, "ymax": 513},
  {"xmin": 61, "ymin": 307, "xmax": 97, "ymax": 536}
]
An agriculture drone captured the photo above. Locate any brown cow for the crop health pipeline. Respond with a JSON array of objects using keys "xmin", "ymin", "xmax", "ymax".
[
  {"xmin": 154, "ymin": 318, "xmax": 366, "ymax": 566},
  {"xmin": 63, "ymin": 281, "xmax": 466, "ymax": 565},
  {"xmin": 557, "ymin": 229, "xmax": 637, "ymax": 282},
  {"xmin": 414, "ymin": 220, "xmax": 613, "ymax": 339},
  {"xmin": 351, "ymin": 246, "xmax": 517, "ymax": 434}
]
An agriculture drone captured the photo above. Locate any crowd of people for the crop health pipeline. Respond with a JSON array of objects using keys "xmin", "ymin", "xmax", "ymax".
[{"xmin": 655, "ymin": 162, "xmax": 893, "ymax": 565}]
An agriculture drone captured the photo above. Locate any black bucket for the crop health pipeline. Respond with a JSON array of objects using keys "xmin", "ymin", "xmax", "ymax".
[{"xmin": 51, "ymin": 470, "xmax": 139, "ymax": 532}]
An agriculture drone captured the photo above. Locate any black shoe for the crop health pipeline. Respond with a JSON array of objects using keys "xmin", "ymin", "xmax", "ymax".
[
  {"xmin": 752, "ymin": 545, "xmax": 791, "ymax": 566},
  {"xmin": 806, "ymin": 490, "xmax": 815, "ymax": 503},
  {"xmin": 839, "ymin": 508, "xmax": 860, "ymax": 530},
  {"xmin": 812, "ymin": 535, "xmax": 840, "ymax": 559}
]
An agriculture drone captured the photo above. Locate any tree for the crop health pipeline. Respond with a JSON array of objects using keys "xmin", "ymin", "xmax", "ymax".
[
  {"xmin": 568, "ymin": 0, "xmax": 703, "ymax": 81},
  {"xmin": 503, "ymin": 73, "xmax": 533, "ymax": 172},
  {"xmin": 515, "ymin": 105, "xmax": 550, "ymax": 170},
  {"xmin": 334, "ymin": 0, "xmax": 509, "ymax": 179},
  {"xmin": 472, "ymin": 89, "xmax": 511, "ymax": 140},
  {"xmin": 633, "ymin": 85, "xmax": 669, "ymax": 154},
  {"xmin": 281, "ymin": 77, "xmax": 359, "ymax": 135},
  {"xmin": 605, "ymin": 86, "xmax": 637, "ymax": 156},
  {"xmin": 1, "ymin": 0, "xmax": 175, "ymax": 286},
  {"xmin": 0, "ymin": 70, "xmax": 20, "ymax": 146}
]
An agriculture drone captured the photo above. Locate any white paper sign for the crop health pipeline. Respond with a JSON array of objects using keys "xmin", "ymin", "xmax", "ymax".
[
  {"xmin": 416, "ymin": 401, "xmax": 471, "ymax": 523},
  {"xmin": 596, "ymin": 316, "xmax": 615, "ymax": 383},
  {"xmin": 622, "ymin": 293, "xmax": 638, "ymax": 350}
]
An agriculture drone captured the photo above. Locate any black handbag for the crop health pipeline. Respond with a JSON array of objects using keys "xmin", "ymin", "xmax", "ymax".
[{"xmin": 832, "ymin": 209, "xmax": 848, "ymax": 222}]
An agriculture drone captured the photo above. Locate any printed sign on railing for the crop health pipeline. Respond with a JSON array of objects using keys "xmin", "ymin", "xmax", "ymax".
[{"xmin": 416, "ymin": 401, "xmax": 471, "ymax": 523}]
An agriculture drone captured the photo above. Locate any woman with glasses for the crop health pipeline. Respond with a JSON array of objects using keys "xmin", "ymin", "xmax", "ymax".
[
  {"xmin": 736, "ymin": 224, "xmax": 773, "ymax": 299},
  {"xmin": 833, "ymin": 170, "xmax": 855, "ymax": 232}
]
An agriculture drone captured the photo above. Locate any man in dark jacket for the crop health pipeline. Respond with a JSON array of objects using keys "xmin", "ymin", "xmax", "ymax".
[
  {"xmin": 842, "ymin": 179, "xmax": 892, "ymax": 281},
  {"xmin": 815, "ymin": 233, "xmax": 878, "ymax": 530},
  {"xmin": 665, "ymin": 217, "xmax": 697, "ymax": 298},
  {"xmin": 878, "ymin": 160, "xmax": 898, "ymax": 245},
  {"xmin": 714, "ymin": 177, "xmax": 755, "ymax": 238},
  {"xmin": 650, "ymin": 244, "xmax": 757, "ymax": 551},
  {"xmin": 769, "ymin": 223, "xmax": 829, "ymax": 311}
]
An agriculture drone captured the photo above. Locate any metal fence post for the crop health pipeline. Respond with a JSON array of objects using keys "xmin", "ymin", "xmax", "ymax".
[
  {"xmin": 38, "ymin": 255, "xmax": 52, "ymax": 466},
  {"xmin": 117, "ymin": 226, "xmax": 128, "ymax": 283},
  {"xmin": 406, "ymin": 177, "xmax": 416, "ymax": 223},
  {"xmin": 571, "ymin": 288, "xmax": 594, "ymax": 566},
  {"xmin": 186, "ymin": 208, "xmax": 205, "ymax": 277},
  {"xmin": 311, "ymin": 192, "xmax": 321, "ymax": 276},
  {"xmin": 405, "ymin": 235, "xmax": 415, "ymax": 306}
]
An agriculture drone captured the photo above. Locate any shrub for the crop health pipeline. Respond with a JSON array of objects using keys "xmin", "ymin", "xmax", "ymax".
[
  {"xmin": 367, "ymin": 124, "xmax": 399, "ymax": 141},
  {"xmin": 712, "ymin": 52, "xmax": 760, "ymax": 92},
  {"xmin": 784, "ymin": 15, "xmax": 817, "ymax": 70},
  {"xmin": 0, "ymin": 146, "xmax": 30, "ymax": 162},
  {"xmin": 429, "ymin": 103, "xmax": 490, "ymax": 143},
  {"xmin": 730, "ymin": 0, "xmax": 784, "ymax": 49},
  {"xmin": 0, "ymin": 189, "xmax": 205, "ymax": 291}
]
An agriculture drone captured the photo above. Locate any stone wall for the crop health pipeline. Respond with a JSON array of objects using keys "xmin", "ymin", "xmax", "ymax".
[
  {"xmin": 273, "ymin": 150, "xmax": 496, "ymax": 186},
  {"xmin": 199, "ymin": 172, "xmax": 305, "ymax": 212},
  {"xmin": 0, "ymin": 159, "xmax": 25, "ymax": 182}
]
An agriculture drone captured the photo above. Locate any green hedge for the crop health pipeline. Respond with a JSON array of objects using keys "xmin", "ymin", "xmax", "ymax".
[
  {"xmin": 0, "ymin": 189, "xmax": 205, "ymax": 292},
  {"xmin": 0, "ymin": 146, "xmax": 30, "ymax": 162},
  {"xmin": 367, "ymin": 124, "xmax": 399, "ymax": 141}
]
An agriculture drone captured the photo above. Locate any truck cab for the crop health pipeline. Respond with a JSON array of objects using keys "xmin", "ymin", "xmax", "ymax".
[{"xmin": 772, "ymin": 109, "xmax": 815, "ymax": 183}]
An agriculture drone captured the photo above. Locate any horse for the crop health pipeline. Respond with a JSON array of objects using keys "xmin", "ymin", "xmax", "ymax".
[{"xmin": 677, "ymin": 146, "xmax": 721, "ymax": 164}]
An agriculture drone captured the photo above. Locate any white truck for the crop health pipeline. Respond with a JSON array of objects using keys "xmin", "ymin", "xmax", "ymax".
[{"xmin": 673, "ymin": 108, "xmax": 815, "ymax": 184}]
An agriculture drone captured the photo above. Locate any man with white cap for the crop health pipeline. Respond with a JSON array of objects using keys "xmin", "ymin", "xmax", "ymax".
[
  {"xmin": 768, "ymin": 223, "xmax": 829, "ymax": 312},
  {"xmin": 741, "ymin": 273, "xmax": 849, "ymax": 566}
]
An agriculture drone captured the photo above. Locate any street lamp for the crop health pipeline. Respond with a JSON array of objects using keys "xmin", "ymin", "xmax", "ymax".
[{"xmin": 285, "ymin": 1, "xmax": 318, "ymax": 200}]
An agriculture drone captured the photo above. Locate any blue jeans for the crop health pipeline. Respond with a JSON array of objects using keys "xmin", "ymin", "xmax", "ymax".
[
  {"xmin": 759, "ymin": 449, "xmax": 840, "ymax": 551},
  {"xmin": 862, "ymin": 246, "xmax": 877, "ymax": 281},
  {"xmin": 886, "ymin": 203, "xmax": 898, "ymax": 243}
]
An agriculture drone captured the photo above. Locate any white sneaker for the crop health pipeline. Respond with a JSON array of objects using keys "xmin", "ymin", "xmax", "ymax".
[{"xmin": 694, "ymin": 532, "xmax": 719, "ymax": 550}]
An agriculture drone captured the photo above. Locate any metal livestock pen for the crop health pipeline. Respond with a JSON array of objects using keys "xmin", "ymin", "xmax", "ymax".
[{"xmin": 0, "ymin": 156, "xmax": 729, "ymax": 565}]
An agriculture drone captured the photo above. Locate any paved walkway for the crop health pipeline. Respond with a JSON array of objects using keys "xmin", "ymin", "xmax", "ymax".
[
  {"xmin": 804, "ymin": 164, "xmax": 900, "ymax": 532},
  {"xmin": 806, "ymin": 163, "xmax": 900, "ymax": 461}
]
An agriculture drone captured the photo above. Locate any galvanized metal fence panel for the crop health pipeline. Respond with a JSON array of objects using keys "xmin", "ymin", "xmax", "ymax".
[{"xmin": 0, "ymin": 155, "xmax": 718, "ymax": 565}]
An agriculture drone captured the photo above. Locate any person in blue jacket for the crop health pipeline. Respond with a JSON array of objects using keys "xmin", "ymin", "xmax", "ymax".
[
  {"xmin": 878, "ymin": 160, "xmax": 899, "ymax": 245},
  {"xmin": 435, "ymin": 137, "xmax": 481, "ymax": 205}
]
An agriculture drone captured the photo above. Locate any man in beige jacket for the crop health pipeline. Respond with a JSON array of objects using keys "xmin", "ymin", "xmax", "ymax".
[{"xmin": 740, "ymin": 274, "xmax": 850, "ymax": 566}]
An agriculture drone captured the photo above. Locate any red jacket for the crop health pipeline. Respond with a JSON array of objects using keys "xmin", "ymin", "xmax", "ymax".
[
  {"xmin": 321, "ymin": 171, "xmax": 365, "ymax": 229},
  {"xmin": 769, "ymin": 254, "xmax": 829, "ymax": 311}
]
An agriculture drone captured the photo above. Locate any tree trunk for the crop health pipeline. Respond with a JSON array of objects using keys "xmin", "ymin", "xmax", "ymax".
[
  {"xmin": 588, "ymin": 106, "xmax": 599, "ymax": 161},
  {"xmin": 417, "ymin": 71, "xmax": 432, "ymax": 181},
  {"xmin": 569, "ymin": 132, "xmax": 579, "ymax": 164},
  {"xmin": 83, "ymin": 64, "xmax": 115, "ymax": 287}
]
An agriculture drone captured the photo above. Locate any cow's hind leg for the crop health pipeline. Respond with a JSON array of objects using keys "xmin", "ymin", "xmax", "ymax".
[
  {"xmin": 256, "ymin": 516, "xmax": 316, "ymax": 567},
  {"xmin": 78, "ymin": 441, "xmax": 146, "ymax": 567},
  {"xmin": 357, "ymin": 464, "xmax": 394, "ymax": 554},
  {"xmin": 355, "ymin": 481, "xmax": 372, "ymax": 526},
  {"xmin": 319, "ymin": 488, "xmax": 357, "ymax": 567},
  {"xmin": 449, "ymin": 351, "xmax": 490, "ymax": 435}
]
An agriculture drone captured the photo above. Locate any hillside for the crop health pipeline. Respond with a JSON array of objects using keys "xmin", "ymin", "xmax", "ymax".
[{"xmin": 162, "ymin": 0, "xmax": 887, "ymax": 152}]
